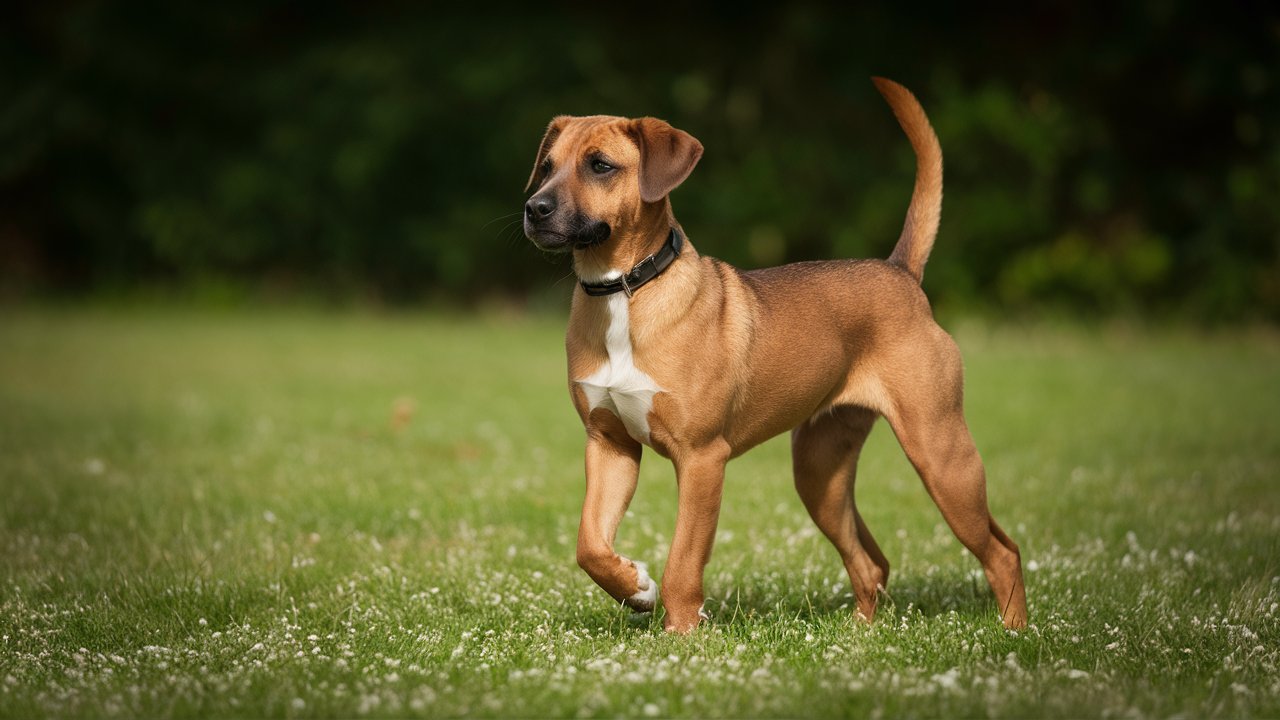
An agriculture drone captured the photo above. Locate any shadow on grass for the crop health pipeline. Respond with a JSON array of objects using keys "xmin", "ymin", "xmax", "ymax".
[
  {"xmin": 569, "ymin": 572, "xmax": 1002, "ymax": 636},
  {"xmin": 714, "ymin": 573, "xmax": 996, "ymax": 621}
]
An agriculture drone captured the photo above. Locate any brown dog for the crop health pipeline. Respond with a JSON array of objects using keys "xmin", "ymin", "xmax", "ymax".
[{"xmin": 522, "ymin": 77, "xmax": 1027, "ymax": 633}]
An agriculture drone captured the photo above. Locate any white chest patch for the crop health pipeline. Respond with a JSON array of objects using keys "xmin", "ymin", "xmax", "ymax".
[{"xmin": 577, "ymin": 292, "xmax": 663, "ymax": 444}]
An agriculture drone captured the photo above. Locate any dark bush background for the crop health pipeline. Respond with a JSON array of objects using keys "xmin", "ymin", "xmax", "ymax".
[{"xmin": 2, "ymin": 2, "xmax": 1277, "ymax": 319}]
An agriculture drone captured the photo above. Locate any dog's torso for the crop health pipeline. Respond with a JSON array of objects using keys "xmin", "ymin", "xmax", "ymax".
[{"xmin": 567, "ymin": 247, "xmax": 955, "ymax": 460}]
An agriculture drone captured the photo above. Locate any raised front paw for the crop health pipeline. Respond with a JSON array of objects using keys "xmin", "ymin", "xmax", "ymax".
[{"xmin": 623, "ymin": 560, "xmax": 657, "ymax": 613}]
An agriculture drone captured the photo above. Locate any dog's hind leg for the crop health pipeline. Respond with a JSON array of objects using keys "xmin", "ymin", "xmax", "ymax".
[
  {"xmin": 791, "ymin": 406, "xmax": 891, "ymax": 623},
  {"xmin": 576, "ymin": 410, "xmax": 656, "ymax": 612},
  {"xmin": 884, "ymin": 378, "xmax": 1028, "ymax": 629}
]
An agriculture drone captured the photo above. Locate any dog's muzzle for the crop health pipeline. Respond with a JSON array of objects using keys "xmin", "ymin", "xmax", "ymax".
[{"xmin": 523, "ymin": 199, "xmax": 611, "ymax": 252}]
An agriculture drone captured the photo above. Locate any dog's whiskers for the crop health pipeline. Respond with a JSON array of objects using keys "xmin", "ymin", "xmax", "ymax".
[{"xmin": 480, "ymin": 211, "xmax": 524, "ymax": 231}]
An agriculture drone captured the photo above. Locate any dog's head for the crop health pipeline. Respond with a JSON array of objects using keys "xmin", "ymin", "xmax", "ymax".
[{"xmin": 522, "ymin": 115, "xmax": 703, "ymax": 253}]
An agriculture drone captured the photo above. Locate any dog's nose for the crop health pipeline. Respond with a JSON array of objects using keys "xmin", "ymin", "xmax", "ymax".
[{"xmin": 525, "ymin": 196, "xmax": 556, "ymax": 221}]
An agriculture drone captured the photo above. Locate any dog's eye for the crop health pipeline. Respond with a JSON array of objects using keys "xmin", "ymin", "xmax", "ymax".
[{"xmin": 590, "ymin": 159, "xmax": 615, "ymax": 174}]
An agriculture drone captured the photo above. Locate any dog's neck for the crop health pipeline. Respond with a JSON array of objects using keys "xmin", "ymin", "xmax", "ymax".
[{"xmin": 573, "ymin": 201, "xmax": 678, "ymax": 284}]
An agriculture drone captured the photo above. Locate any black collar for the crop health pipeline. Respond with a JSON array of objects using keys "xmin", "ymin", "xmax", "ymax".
[{"xmin": 579, "ymin": 228, "xmax": 683, "ymax": 297}]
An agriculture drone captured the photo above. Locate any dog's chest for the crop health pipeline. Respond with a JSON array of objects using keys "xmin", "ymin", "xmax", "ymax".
[{"xmin": 576, "ymin": 294, "xmax": 663, "ymax": 444}]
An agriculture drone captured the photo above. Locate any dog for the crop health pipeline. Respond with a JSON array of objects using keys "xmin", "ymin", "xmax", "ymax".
[{"xmin": 522, "ymin": 77, "xmax": 1027, "ymax": 633}]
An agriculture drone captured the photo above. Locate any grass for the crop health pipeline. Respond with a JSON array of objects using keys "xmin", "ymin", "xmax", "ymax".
[{"xmin": 0, "ymin": 305, "xmax": 1277, "ymax": 718}]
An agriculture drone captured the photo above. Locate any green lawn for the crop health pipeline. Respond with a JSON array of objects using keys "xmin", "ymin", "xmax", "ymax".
[{"xmin": 1, "ymin": 307, "xmax": 1277, "ymax": 718}]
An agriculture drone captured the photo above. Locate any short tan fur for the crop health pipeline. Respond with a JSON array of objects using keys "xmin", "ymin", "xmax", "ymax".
[{"xmin": 522, "ymin": 78, "xmax": 1027, "ymax": 633}]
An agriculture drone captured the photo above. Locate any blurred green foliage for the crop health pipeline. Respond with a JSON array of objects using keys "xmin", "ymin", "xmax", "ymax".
[{"xmin": 1, "ymin": 3, "xmax": 1277, "ymax": 319}]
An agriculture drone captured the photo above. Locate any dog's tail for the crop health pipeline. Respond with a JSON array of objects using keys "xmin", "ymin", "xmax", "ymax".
[{"xmin": 872, "ymin": 77, "xmax": 942, "ymax": 284}]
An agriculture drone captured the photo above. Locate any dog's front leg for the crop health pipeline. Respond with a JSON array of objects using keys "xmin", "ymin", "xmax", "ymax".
[
  {"xmin": 576, "ymin": 418, "xmax": 656, "ymax": 612},
  {"xmin": 661, "ymin": 443, "xmax": 730, "ymax": 633}
]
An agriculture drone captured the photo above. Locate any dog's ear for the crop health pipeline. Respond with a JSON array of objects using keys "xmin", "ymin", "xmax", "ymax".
[
  {"xmin": 525, "ymin": 116, "xmax": 569, "ymax": 193},
  {"xmin": 630, "ymin": 117, "xmax": 704, "ymax": 203}
]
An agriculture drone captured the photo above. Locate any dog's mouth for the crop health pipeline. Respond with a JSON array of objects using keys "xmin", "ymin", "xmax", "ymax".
[{"xmin": 524, "ymin": 217, "xmax": 611, "ymax": 253}]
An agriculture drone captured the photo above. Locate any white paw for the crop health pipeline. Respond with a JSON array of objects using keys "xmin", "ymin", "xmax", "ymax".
[{"xmin": 624, "ymin": 560, "xmax": 657, "ymax": 613}]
